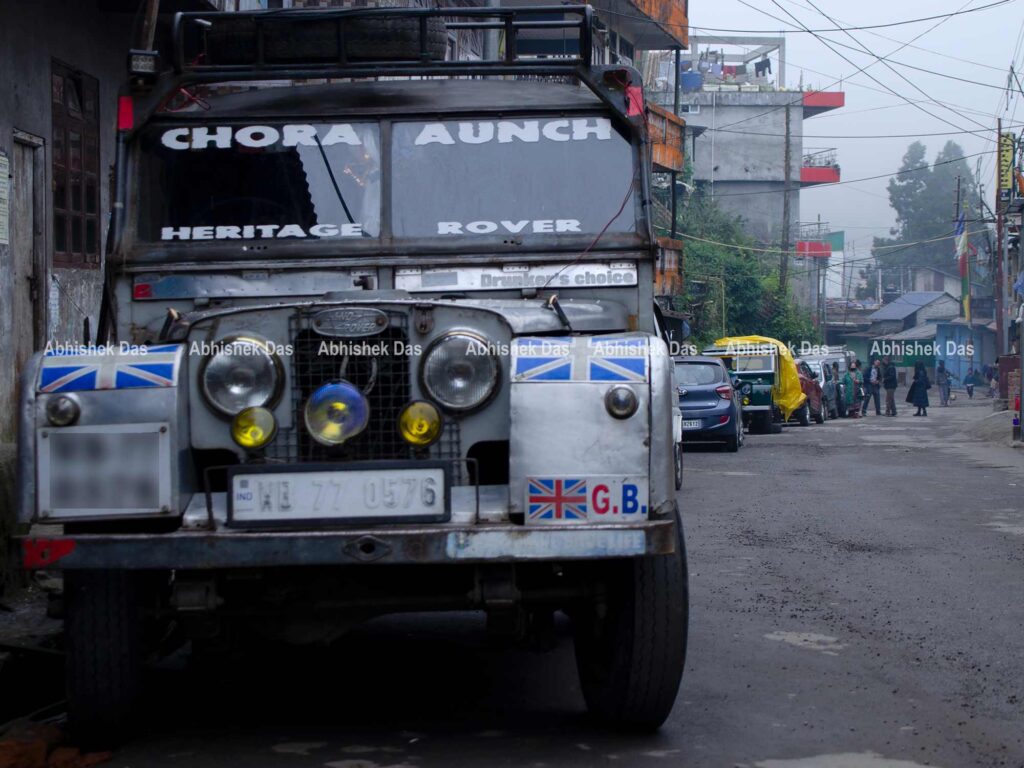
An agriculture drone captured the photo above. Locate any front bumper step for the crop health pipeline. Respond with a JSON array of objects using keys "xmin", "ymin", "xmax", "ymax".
[{"xmin": 17, "ymin": 520, "xmax": 676, "ymax": 570}]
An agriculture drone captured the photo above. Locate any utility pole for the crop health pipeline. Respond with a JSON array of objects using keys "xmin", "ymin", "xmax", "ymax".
[
  {"xmin": 721, "ymin": 277, "xmax": 726, "ymax": 338},
  {"xmin": 779, "ymin": 104, "xmax": 792, "ymax": 295},
  {"xmin": 996, "ymin": 119, "xmax": 1006, "ymax": 365},
  {"xmin": 139, "ymin": 0, "xmax": 160, "ymax": 51},
  {"xmin": 669, "ymin": 48, "xmax": 681, "ymax": 242}
]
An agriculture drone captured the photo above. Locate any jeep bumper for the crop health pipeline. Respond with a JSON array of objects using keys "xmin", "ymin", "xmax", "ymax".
[{"xmin": 16, "ymin": 519, "xmax": 676, "ymax": 570}]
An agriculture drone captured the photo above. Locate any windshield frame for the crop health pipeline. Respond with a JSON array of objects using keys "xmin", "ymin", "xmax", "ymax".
[{"xmin": 119, "ymin": 106, "xmax": 647, "ymax": 264}]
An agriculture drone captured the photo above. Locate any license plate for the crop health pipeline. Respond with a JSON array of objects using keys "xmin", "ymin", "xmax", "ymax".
[
  {"xmin": 682, "ymin": 420, "xmax": 702, "ymax": 429},
  {"xmin": 228, "ymin": 464, "xmax": 448, "ymax": 526}
]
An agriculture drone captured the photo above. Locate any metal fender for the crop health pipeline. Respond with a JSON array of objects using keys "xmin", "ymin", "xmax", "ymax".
[
  {"xmin": 508, "ymin": 333, "xmax": 664, "ymax": 525},
  {"xmin": 647, "ymin": 336, "xmax": 676, "ymax": 517}
]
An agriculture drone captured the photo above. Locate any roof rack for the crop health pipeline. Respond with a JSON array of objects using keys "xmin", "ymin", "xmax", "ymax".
[{"xmin": 171, "ymin": 5, "xmax": 594, "ymax": 82}]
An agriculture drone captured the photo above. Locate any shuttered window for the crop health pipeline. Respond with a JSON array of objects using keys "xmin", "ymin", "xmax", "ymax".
[{"xmin": 52, "ymin": 60, "xmax": 100, "ymax": 267}]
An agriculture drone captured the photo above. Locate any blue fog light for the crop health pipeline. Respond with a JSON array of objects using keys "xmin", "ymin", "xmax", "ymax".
[{"xmin": 304, "ymin": 380, "xmax": 370, "ymax": 446}]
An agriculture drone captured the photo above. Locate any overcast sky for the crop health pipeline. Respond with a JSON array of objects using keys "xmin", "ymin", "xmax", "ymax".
[{"xmin": 690, "ymin": 0, "xmax": 1024, "ymax": 260}]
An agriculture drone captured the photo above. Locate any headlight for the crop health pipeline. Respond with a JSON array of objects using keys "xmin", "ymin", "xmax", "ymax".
[
  {"xmin": 420, "ymin": 332, "xmax": 499, "ymax": 412},
  {"xmin": 741, "ymin": 383, "xmax": 752, "ymax": 395},
  {"xmin": 200, "ymin": 335, "xmax": 283, "ymax": 416}
]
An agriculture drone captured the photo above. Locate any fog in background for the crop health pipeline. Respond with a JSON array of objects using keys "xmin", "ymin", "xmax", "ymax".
[{"xmin": 690, "ymin": 0, "xmax": 1024, "ymax": 260}]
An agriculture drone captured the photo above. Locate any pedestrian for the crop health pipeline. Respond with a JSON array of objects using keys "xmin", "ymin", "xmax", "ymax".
[
  {"xmin": 860, "ymin": 358, "xmax": 873, "ymax": 416},
  {"xmin": 907, "ymin": 360, "xmax": 930, "ymax": 416},
  {"xmin": 936, "ymin": 360, "xmax": 952, "ymax": 407},
  {"xmin": 844, "ymin": 360, "xmax": 864, "ymax": 418},
  {"xmin": 882, "ymin": 355, "xmax": 898, "ymax": 416},
  {"xmin": 832, "ymin": 361, "xmax": 843, "ymax": 415},
  {"xmin": 963, "ymin": 367, "xmax": 977, "ymax": 399},
  {"xmin": 865, "ymin": 358, "xmax": 882, "ymax": 415}
]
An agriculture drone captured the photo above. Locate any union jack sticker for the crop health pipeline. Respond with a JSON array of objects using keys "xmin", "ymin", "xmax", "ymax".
[
  {"xmin": 512, "ymin": 334, "xmax": 648, "ymax": 383},
  {"xmin": 527, "ymin": 478, "xmax": 588, "ymax": 521},
  {"xmin": 38, "ymin": 344, "xmax": 184, "ymax": 393}
]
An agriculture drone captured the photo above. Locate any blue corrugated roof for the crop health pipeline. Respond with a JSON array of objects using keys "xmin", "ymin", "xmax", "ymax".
[{"xmin": 867, "ymin": 292, "xmax": 951, "ymax": 321}]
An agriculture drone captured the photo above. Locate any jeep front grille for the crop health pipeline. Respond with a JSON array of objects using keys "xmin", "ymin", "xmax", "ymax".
[{"xmin": 263, "ymin": 310, "xmax": 462, "ymax": 481}]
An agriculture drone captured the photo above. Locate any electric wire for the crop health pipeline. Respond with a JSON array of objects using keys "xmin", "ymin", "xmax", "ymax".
[
  {"xmin": 707, "ymin": 0, "xmax": 1003, "ymax": 133},
  {"xmin": 775, "ymin": 0, "xmax": 1010, "ymax": 72},
  {"xmin": 798, "ymin": 0, "xmax": 994, "ymax": 130},
  {"xmin": 691, "ymin": 149, "xmax": 994, "ymax": 198},
  {"xmin": 676, "ymin": 226, "xmax": 986, "ymax": 257},
  {"xmin": 595, "ymin": 0, "xmax": 1013, "ymax": 37},
  {"xmin": 699, "ymin": 124, "xmax": 1024, "ymax": 140},
  {"xmin": 756, "ymin": 0, "xmax": 992, "ymax": 135}
]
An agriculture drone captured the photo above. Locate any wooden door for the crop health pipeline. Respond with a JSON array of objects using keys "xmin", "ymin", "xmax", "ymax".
[{"xmin": 1, "ymin": 133, "xmax": 46, "ymax": 443}]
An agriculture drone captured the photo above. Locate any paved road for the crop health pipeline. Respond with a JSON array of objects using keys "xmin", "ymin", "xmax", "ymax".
[{"xmin": 90, "ymin": 399, "xmax": 1024, "ymax": 766}]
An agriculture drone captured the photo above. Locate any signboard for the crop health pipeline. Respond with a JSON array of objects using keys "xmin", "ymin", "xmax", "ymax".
[
  {"xmin": 998, "ymin": 133, "xmax": 1015, "ymax": 192},
  {"xmin": 394, "ymin": 262, "xmax": 638, "ymax": 292},
  {"xmin": 0, "ymin": 152, "xmax": 9, "ymax": 246},
  {"xmin": 796, "ymin": 241, "xmax": 831, "ymax": 258}
]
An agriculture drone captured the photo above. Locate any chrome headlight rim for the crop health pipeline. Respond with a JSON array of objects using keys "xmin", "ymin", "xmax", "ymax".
[
  {"xmin": 419, "ymin": 330, "xmax": 501, "ymax": 414},
  {"xmin": 199, "ymin": 334, "xmax": 285, "ymax": 418}
]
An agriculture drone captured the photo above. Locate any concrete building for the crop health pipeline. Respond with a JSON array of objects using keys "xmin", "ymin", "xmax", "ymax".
[{"xmin": 646, "ymin": 36, "xmax": 844, "ymax": 312}]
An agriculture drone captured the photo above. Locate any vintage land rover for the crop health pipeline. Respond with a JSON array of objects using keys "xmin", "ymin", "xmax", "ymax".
[{"xmin": 15, "ymin": 6, "xmax": 687, "ymax": 739}]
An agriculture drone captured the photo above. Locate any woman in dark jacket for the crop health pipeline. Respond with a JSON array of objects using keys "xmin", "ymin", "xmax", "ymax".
[{"xmin": 907, "ymin": 360, "xmax": 930, "ymax": 416}]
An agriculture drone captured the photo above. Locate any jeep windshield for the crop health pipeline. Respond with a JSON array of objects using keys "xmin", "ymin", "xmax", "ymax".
[{"xmin": 136, "ymin": 117, "xmax": 637, "ymax": 244}]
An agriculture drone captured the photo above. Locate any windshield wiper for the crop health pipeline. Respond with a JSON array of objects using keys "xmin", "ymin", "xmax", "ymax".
[{"xmin": 313, "ymin": 134, "xmax": 355, "ymax": 225}]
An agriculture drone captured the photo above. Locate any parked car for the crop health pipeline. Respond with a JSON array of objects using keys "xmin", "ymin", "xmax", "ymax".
[
  {"xmin": 800, "ymin": 358, "xmax": 839, "ymax": 419},
  {"xmin": 674, "ymin": 356, "xmax": 745, "ymax": 452},
  {"xmin": 802, "ymin": 353, "xmax": 850, "ymax": 417},
  {"xmin": 794, "ymin": 359, "xmax": 826, "ymax": 424}
]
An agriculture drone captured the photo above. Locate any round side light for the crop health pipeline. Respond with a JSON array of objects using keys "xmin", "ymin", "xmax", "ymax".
[
  {"xmin": 231, "ymin": 406, "xmax": 278, "ymax": 450},
  {"xmin": 398, "ymin": 401, "xmax": 443, "ymax": 447},
  {"xmin": 46, "ymin": 395, "xmax": 80, "ymax": 427},
  {"xmin": 605, "ymin": 386, "xmax": 639, "ymax": 419}
]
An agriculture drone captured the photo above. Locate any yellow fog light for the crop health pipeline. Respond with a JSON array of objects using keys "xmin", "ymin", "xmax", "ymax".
[
  {"xmin": 304, "ymin": 380, "xmax": 370, "ymax": 446},
  {"xmin": 398, "ymin": 401, "xmax": 443, "ymax": 447},
  {"xmin": 231, "ymin": 406, "xmax": 277, "ymax": 449},
  {"xmin": 743, "ymin": 396, "xmax": 751, "ymax": 406}
]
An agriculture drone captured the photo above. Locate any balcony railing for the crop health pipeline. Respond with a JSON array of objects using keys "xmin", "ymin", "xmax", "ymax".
[{"xmin": 802, "ymin": 147, "xmax": 837, "ymax": 167}]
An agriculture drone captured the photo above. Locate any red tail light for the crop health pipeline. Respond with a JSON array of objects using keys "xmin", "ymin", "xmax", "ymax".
[
  {"xmin": 715, "ymin": 385, "xmax": 733, "ymax": 400},
  {"xmin": 117, "ymin": 95, "xmax": 134, "ymax": 131}
]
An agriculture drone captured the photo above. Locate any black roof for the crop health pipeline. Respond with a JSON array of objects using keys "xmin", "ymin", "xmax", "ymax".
[{"xmin": 157, "ymin": 79, "xmax": 605, "ymax": 120}]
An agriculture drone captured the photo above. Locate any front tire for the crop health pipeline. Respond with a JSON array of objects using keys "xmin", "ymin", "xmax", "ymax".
[
  {"xmin": 813, "ymin": 401, "xmax": 825, "ymax": 424},
  {"xmin": 796, "ymin": 403, "xmax": 811, "ymax": 427},
  {"xmin": 65, "ymin": 570, "xmax": 143, "ymax": 747},
  {"xmin": 573, "ymin": 513, "xmax": 688, "ymax": 731}
]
